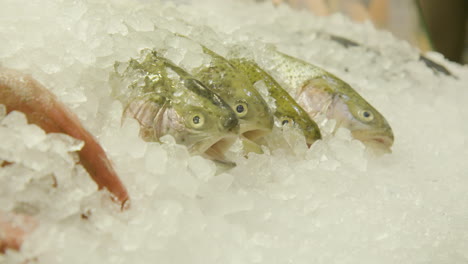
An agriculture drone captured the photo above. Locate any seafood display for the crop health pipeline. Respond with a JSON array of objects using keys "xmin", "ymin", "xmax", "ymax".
[
  {"xmin": 120, "ymin": 48, "xmax": 393, "ymax": 151},
  {"xmin": 111, "ymin": 33, "xmax": 392, "ymax": 156},
  {"xmin": 2, "ymin": 0, "xmax": 468, "ymax": 262},
  {"xmin": 0, "ymin": 35, "xmax": 396, "ymax": 255},
  {"xmin": 132, "ymin": 46, "xmax": 393, "ymax": 151},
  {"xmin": 0, "ymin": 29, "xmax": 396, "ymax": 254}
]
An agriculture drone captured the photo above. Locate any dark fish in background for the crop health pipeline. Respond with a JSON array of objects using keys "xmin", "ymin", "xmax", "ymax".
[{"xmin": 326, "ymin": 33, "xmax": 454, "ymax": 77}]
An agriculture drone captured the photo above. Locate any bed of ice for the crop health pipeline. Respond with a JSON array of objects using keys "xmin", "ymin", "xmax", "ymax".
[{"xmin": 1, "ymin": 0, "xmax": 468, "ymax": 263}]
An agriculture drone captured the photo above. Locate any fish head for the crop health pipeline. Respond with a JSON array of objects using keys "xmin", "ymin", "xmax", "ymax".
[
  {"xmin": 124, "ymin": 80, "xmax": 239, "ymax": 162},
  {"xmin": 196, "ymin": 64, "xmax": 274, "ymax": 142},
  {"xmin": 170, "ymin": 105, "xmax": 239, "ymax": 161},
  {"xmin": 276, "ymin": 104, "xmax": 322, "ymax": 147},
  {"xmin": 298, "ymin": 77, "xmax": 394, "ymax": 150},
  {"xmin": 279, "ymin": 117, "xmax": 322, "ymax": 147},
  {"xmin": 232, "ymin": 58, "xmax": 321, "ymax": 146},
  {"xmin": 231, "ymin": 85, "xmax": 274, "ymax": 142},
  {"xmin": 174, "ymin": 79, "xmax": 240, "ymax": 161},
  {"xmin": 330, "ymin": 91, "xmax": 394, "ymax": 150}
]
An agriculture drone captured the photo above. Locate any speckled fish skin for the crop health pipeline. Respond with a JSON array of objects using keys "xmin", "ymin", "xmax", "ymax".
[
  {"xmin": 259, "ymin": 48, "xmax": 394, "ymax": 149},
  {"xmin": 230, "ymin": 58, "xmax": 322, "ymax": 146},
  {"xmin": 111, "ymin": 50, "xmax": 239, "ymax": 160},
  {"xmin": 193, "ymin": 46, "xmax": 274, "ymax": 143}
]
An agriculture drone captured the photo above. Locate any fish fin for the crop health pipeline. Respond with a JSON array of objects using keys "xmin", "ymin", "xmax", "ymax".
[
  {"xmin": 153, "ymin": 101, "xmax": 169, "ymax": 140},
  {"xmin": 123, "ymin": 95, "xmax": 167, "ymax": 141},
  {"xmin": 296, "ymin": 78, "xmax": 334, "ymax": 119}
]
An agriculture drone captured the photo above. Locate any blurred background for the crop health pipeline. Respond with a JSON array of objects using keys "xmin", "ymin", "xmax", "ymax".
[{"xmin": 268, "ymin": 0, "xmax": 468, "ymax": 64}]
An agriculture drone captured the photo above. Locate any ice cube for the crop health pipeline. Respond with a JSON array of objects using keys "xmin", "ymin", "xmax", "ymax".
[
  {"xmin": 168, "ymin": 168, "xmax": 199, "ymax": 198},
  {"xmin": 127, "ymin": 13, "xmax": 154, "ymax": 32},
  {"xmin": 145, "ymin": 144, "xmax": 168, "ymax": 175},
  {"xmin": 102, "ymin": 118, "xmax": 147, "ymax": 158},
  {"xmin": 20, "ymin": 124, "xmax": 47, "ymax": 148},
  {"xmin": 179, "ymin": 51, "xmax": 206, "ymax": 71},
  {"xmin": 187, "ymin": 155, "xmax": 216, "ymax": 182},
  {"xmin": 198, "ymin": 172, "xmax": 234, "ymax": 197},
  {"xmin": 160, "ymin": 134, "xmax": 177, "ymax": 146},
  {"xmin": 163, "ymin": 47, "xmax": 185, "ymax": 65},
  {"xmin": 107, "ymin": 17, "xmax": 129, "ymax": 35},
  {"xmin": 45, "ymin": 133, "xmax": 85, "ymax": 153},
  {"xmin": 199, "ymin": 192, "xmax": 254, "ymax": 216},
  {"xmin": 1, "ymin": 111, "xmax": 28, "ymax": 128}
]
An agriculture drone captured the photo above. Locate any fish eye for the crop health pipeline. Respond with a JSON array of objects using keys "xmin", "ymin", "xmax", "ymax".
[
  {"xmin": 281, "ymin": 117, "xmax": 294, "ymax": 127},
  {"xmin": 190, "ymin": 113, "xmax": 205, "ymax": 128},
  {"xmin": 235, "ymin": 102, "xmax": 248, "ymax": 118},
  {"xmin": 358, "ymin": 110, "xmax": 374, "ymax": 122}
]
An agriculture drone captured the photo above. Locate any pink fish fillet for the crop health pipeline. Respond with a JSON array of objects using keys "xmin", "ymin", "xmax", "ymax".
[{"xmin": 0, "ymin": 67, "xmax": 129, "ymax": 206}]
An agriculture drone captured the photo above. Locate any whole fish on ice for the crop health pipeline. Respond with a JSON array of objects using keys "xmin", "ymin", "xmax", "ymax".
[
  {"xmin": 111, "ymin": 50, "xmax": 239, "ymax": 162},
  {"xmin": 192, "ymin": 45, "xmax": 274, "ymax": 151},
  {"xmin": 230, "ymin": 57, "xmax": 321, "ymax": 146},
  {"xmin": 257, "ymin": 47, "xmax": 394, "ymax": 150}
]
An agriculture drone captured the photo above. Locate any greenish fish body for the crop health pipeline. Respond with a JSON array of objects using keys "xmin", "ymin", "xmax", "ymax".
[
  {"xmin": 230, "ymin": 58, "xmax": 321, "ymax": 146},
  {"xmin": 111, "ymin": 50, "xmax": 239, "ymax": 161},
  {"xmin": 258, "ymin": 48, "xmax": 394, "ymax": 150},
  {"xmin": 192, "ymin": 46, "xmax": 274, "ymax": 145}
]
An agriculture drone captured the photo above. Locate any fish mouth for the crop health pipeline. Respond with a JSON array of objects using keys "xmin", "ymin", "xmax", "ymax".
[
  {"xmin": 198, "ymin": 135, "xmax": 237, "ymax": 163},
  {"xmin": 241, "ymin": 128, "xmax": 271, "ymax": 142},
  {"xmin": 352, "ymin": 129, "xmax": 394, "ymax": 150},
  {"xmin": 240, "ymin": 135, "xmax": 264, "ymax": 154},
  {"xmin": 239, "ymin": 126, "xmax": 272, "ymax": 155},
  {"xmin": 368, "ymin": 136, "xmax": 394, "ymax": 148}
]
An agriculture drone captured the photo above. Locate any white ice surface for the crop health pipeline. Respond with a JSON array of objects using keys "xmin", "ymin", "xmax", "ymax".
[{"xmin": 1, "ymin": 0, "xmax": 468, "ymax": 263}]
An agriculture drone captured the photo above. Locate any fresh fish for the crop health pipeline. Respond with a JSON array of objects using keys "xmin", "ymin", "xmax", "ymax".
[
  {"xmin": 258, "ymin": 48, "xmax": 394, "ymax": 150},
  {"xmin": 229, "ymin": 58, "xmax": 321, "ymax": 146},
  {"xmin": 192, "ymin": 46, "xmax": 274, "ymax": 146},
  {"xmin": 111, "ymin": 50, "xmax": 239, "ymax": 162},
  {"xmin": 0, "ymin": 67, "xmax": 129, "ymax": 206}
]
